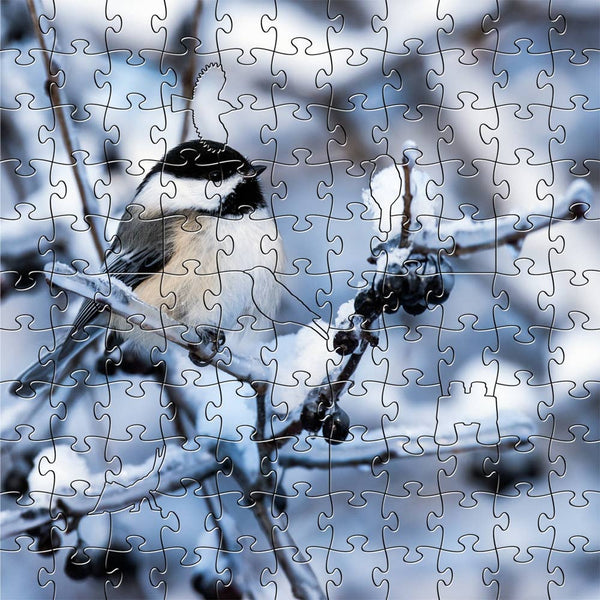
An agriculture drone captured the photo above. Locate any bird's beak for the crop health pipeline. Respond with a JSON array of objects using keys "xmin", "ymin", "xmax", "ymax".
[{"xmin": 243, "ymin": 164, "xmax": 267, "ymax": 179}]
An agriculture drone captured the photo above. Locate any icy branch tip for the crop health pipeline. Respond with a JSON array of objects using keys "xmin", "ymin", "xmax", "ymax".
[
  {"xmin": 401, "ymin": 139, "xmax": 419, "ymax": 168},
  {"xmin": 567, "ymin": 178, "xmax": 592, "ymax": 199}
]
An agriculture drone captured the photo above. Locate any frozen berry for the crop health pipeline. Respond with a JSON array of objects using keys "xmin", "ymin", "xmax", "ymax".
[
  {"xmin": 96, "ymin": 355, "xmax": 118, "ymax": 375},
  {"xmin": 424, "ymin": 255, "xmax": 454, "ymax": 305},
  {"xmin": 354, "ymin": 287, "xmax": 383, "ymax": 322},
  {"xmin": 322, "ymin": 408, "xmax": 350, "ymax": 445},
  {"xmin": 333, "ymin": 329, "xmax": 359, "ymax": 355},
  {"xmin": 192, "ymin": 573, "xmax": 242, "ymax": 600},
  {"xmin": 402, "ymin": 298, "xmax": 428, "ymax": 315},
  {"xmin": 64, "ymin": 546, "xmax": 93, "ymax": 581},
  {"xmin": 402, "ymin": 256, "xmax": 428, "ymax": 305},
  {"xmin": 301, "ymin": 399, "xmax": 328, "ymax": 432},
  {"xmin": 379, "ymin": 262, "xmax": 409, "ymax": 314}
]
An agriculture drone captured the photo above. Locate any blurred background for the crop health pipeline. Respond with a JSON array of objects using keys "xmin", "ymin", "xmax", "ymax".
[{"xmin": 1, "ymin": 0, "xmax": 598, "ymax": 598}]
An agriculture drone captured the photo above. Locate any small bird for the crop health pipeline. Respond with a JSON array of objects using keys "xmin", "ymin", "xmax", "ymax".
[{"xmin": 13, "ymin": 139, "xmax": 284, "ymax": 397}]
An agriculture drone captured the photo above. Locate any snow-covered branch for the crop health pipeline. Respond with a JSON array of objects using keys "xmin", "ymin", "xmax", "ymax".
[
  {"xmin": 45, "ymin": 262, "xmax": 271, "ymax": 384},
  {"xmin": 278, "ymin": 426, "xmax": 533, "ymax": 469},
  {"xmin": 252, "ymin": 500, "xmax": 325, "ymax": 600},
  {"xmin": 371, "ymin": 178, "xmax": 593, "ymax": 258},
  {"xmin": 1, "ymin": 444, "xmax": 219, "ymax": 542}
]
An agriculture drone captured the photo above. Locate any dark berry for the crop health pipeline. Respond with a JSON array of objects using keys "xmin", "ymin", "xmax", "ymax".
[
  {"xmin": 64, "ymin": 546, "xmax": 93, "ymax": 581},
  {"xmin": 402, "ymin": 298, "xmax": 428, "ymax": 315},
  {"xmin": 35, "ymin": 527, "xmax": 61, "ymax": 556},
  {"xmin": 402, "ymin": 256, "xmax": 428, "ymax": 305},
  {"xmin": 96, "ymin": 355, "xmax": 118, "ymax": 375},
  {"xmin": 2, "ymin": 454, "xmax": 33, "ymax": 495},
  {"xmin": 379, "ymin": 261, "xmax": 409, "ymax": 314},
  {"xmin": 192, "ymin": 573, "xmax": 242, "ymax": 600},
  {"xmin": 380, "ymin": 280, "xmax": 401, "ymax": 314},
  {"xmin": 322, "ymin": 408, "xmax": 350, "ymax": 445},
  {"xmin": 354, "ymin": 288, "xmax": 383, "ymax": 322},
  {"xmin": 301, "ymin": 399, "xmax": 328, "ymax": 432},
  {"xmin": 424, "ymin": 255, "xmax": 454, "ymax": 305},
  {"xmin": 333, "ymin": 329, "xmax": 359, "ymax": 356}
]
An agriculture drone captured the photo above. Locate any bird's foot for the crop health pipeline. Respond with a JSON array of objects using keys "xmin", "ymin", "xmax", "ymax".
[{"xmin": 187, "ymin": 327, "xmax": 226, "ymax": 367}]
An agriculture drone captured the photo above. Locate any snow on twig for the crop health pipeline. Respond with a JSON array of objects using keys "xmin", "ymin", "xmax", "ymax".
[{"xmin": 1, "ymin": 445, "xmax": 219, "ymax": 542}]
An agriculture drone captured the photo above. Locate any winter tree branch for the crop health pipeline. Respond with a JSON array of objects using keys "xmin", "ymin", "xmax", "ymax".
[
  {"xmin": 407, "ymin": 179, "xmax": 592, "ymax": 257},
  {"xmin": 0, "ymin": 444, "xmax": 219, "ymax": 542},
  {"xmin": 4, "ymin": 111, "xmax": 593, "ymax": 600},
  {"xmin": 179, "ymin": 0, "xmax": 205, "ymax": 144},
  {"xmin": 26, "ymin": 0, "xmax": 106, "ymax": 260},
  {"xmin": 251, "ymin": 500, "xmax": 325, "ymax": 600}
]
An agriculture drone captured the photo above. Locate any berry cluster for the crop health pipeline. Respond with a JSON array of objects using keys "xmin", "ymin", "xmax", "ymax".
[
  {"xmin": 307, "ymin": 253, "xmax": 454, "ymax": 444},
  {"xmin": 379, "ymin": 253, "xmax": 455, "ymax": 315},
  {"xmin": 301, "ymin": 394, "xmax": 350, "ymax": 445},
  {"xmin": 354, "ymin": 252, "xmax": 455, "ymax": 322}
]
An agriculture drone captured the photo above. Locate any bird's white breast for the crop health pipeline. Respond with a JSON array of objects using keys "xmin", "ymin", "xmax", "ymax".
[{"xmin": 130, "ymin": 208, "xmax": 284, "ymax": 346}]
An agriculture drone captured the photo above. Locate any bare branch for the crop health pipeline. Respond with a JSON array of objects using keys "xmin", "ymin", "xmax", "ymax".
[
  {"xmin": 26, "ymin": 0, "xmax": 106, "ymax": 260},
  {"xmin": 179, "ymin": 0, "xmax": 204, "ymax": 144},
  {"xmin": 252, "ymin": 501, "xmax": 325, "ymax": 600}
]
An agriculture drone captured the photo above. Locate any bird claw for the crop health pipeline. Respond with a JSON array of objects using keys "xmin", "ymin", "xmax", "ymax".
[
  {"xmin": 188, "ymin": 327, "xmax": 226, "ymax": 367},
  {"xmin": 200, "ymin": 326, "xmax": 225, "ymax": 350}
]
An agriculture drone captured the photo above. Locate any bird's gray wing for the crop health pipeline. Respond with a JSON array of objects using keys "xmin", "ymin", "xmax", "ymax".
[
  {"xmin": 13, "ymin": 206, "xmax": 177, "ymax": 397},
  {"xmin": 70, "ymin": 205, "xmax": 177, "ymax": 337}
]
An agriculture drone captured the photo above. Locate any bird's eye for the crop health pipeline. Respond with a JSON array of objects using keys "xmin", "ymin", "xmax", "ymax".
[{"xmin": 208, "ymin": 170, "xmax": 222, "ymax": 183}]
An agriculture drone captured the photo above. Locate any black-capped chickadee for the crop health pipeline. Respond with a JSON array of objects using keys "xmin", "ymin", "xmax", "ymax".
[{"xmin": 13, "ymin": 139, "xmax": 283, "ymax": 397}]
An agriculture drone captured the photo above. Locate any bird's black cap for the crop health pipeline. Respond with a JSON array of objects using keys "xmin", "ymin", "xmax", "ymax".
[{"xmin": 146, "ymin": 139, "xmax": 255, "ymax": 182}]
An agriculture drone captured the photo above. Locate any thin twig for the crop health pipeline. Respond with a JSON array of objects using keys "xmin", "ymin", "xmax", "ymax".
[
  {"xmin": 251, "ymin": 501, "xmax": 325, "ymax": 600},
  {"xmin": 274, "ymin": 328, "xmax": 377, "ymax": 448},
  {"xmin": 180, "ymin": 0, "xmax": 204, "ymax": 144},
  {"xmin": 26, "ymin": 0, "xmax": 105, "ymax": 260},
  {"xmin": 400, "ymin": 163, "xmax": 413, "ymax": 247}
]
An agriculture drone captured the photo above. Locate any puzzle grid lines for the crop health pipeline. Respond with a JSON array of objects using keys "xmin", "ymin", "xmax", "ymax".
[{"xmin": 1, "ymin": 1, "xmax": 598, "ymax": 599}]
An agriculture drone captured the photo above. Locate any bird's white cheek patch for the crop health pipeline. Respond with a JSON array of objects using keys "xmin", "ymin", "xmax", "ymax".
[{"xmin": 136, "ymin": 173, "xmax": 243, "ymax": 214}]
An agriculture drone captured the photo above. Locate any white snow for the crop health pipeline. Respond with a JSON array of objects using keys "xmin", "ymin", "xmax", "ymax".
[{"xmin": 362, "ymin": 163, "xmax": 441, "ymax": 236}]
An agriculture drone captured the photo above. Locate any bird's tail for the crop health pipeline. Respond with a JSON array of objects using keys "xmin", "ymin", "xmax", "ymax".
[{"xmin": 11, "ymin": 328, "xmax": 105, "ymax": 399}]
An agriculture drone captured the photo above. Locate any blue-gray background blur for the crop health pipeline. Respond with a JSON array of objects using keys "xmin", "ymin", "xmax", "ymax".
[{"xmin": 1, "ymin": 1, "xmax": 598, "ymax": 598}]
